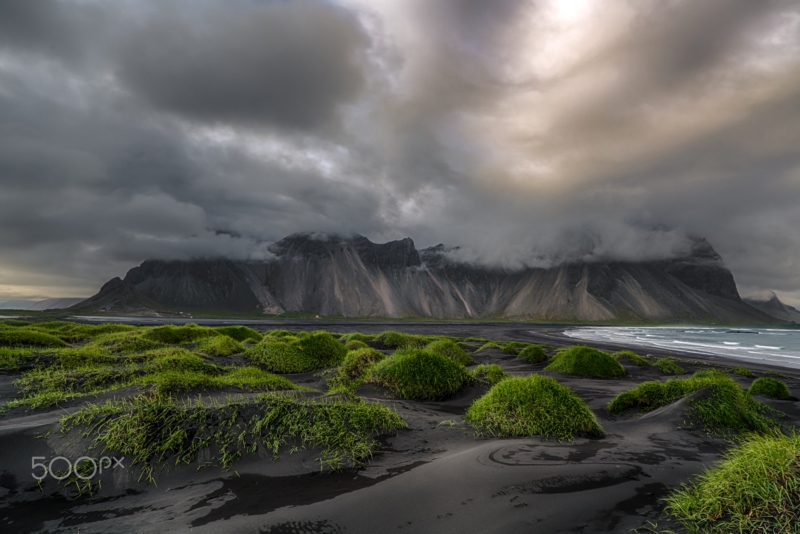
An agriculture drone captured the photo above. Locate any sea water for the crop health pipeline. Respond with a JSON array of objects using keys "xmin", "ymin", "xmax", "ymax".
[{"xmin": 563, "ymin": 326, "xmax": 800, "ymax": 370}]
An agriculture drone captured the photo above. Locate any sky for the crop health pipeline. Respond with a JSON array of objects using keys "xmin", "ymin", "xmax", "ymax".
[{"xmin": 1, "ymin": 0, "xmax": 799, "ymax": 305}]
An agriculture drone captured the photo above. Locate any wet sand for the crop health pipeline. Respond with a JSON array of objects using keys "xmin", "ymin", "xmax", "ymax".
[{"xmin": 2, "ymin": 321, "xmax": 799, "ymax": 533}]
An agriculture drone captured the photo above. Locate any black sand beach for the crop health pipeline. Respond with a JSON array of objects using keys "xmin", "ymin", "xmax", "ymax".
[{"xmin": 2, "ymin": 320, "xmax": 799, "ymax": 533}]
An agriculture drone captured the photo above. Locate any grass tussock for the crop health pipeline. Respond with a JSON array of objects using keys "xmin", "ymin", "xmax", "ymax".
[
  {"xmin": 613, "ymin": 350, "xmax": 650, "ymax": 366},
  {"xmin": 425, "ymin": 339, "xmax": 474, "ymax": 366},
  {"xmin": 475, "ymin": 341, "xmax": 501, "ymax": 353},
  {"xmin": 501, "ymin": 341, "xmax": 529, "ymax": 356},
  {"xmin": 517, "ymin": 344, "xmax": 548, "ymax": 364},
  {"xmin": 608, "ymin": 370, "xmax": 779, "ymax": 436},
  {"xmin": 664, "ymin": 431, "xmax": 800, "ymax": 534},
  {"xmin": 729, "ymin": 366, "xmax": 756, "ymax": 378},
  {"xmin": 465, "ymin": 375, "xmax": 604, "ymax": 440},
  {"xmin": 654, "ymin": 358, "xmax": 686, "ymax": 375},
  {"xmin": 327, "ymin": 348, "xmax": 386, "ymax": 392},
  {"xmin": 374, "ymin": 330, "xmax": 428, "ymax": 350},
  {"xmin": 141, "ymin": 324, "xmax": 220, "ymax": 344},
  {"xmin": 0, "ymin": 328, "xmax": 69, "ymax": 348},
  {"xmin": 60, "ymin": 392, "xmax": 407, "ymax": 483},
  {"xmin": 471, "ymin": 364, "xmax": 510, "ymax": 386},
  {"xmin": 0, "ymin": 347, "xmax": 38, "ymax": 371},
  {"xmin": 371, "ymin": 349, "xmax": 471, "ymax": 401},
  {"xmin": 194, "ymin": 336, "xmax": 243, "ymax": 357},
  {"xmin": 86, "ymin": 331, "xmax": 165, "ymax": 354},
  {"xmin": 245, "ymin": 331, "xmax": 347, "ymax": 373},
  {"xmin": 212, "ymin": 326, "xmax": 262, "ymax": 343},
  {"xmin": 748, "ymin": 377, "xmax": 791, "ymax": 400},
  {"xmin": 338, "ymin": 333, "xmax": 375, "ymax": 343},
  {"xmin": 545, "ymin": 346, "xmax": 626, "ymax": 379},
  {"xmin": 344, "ymin": 339, "xmax": 369, "ymax": 351}
]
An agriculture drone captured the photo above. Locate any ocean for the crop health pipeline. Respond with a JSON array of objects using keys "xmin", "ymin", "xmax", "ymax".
[{"xmin": 563, "ymin": 326, "xmax": 800, "ymax": 370}]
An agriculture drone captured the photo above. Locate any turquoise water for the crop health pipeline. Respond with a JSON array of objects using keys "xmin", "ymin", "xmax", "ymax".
[{"xmin": 564, "ymin": 326, "xmax": 800, "ymax": 370}]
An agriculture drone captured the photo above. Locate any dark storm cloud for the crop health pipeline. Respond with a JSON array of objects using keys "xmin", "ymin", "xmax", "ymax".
[{"xmin": 115, "ymin": 0, "xmax": 367, "ymax": 130}]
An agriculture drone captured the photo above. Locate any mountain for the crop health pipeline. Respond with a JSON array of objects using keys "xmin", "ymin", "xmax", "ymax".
[
  {"xmin": 76, "ymin": 233, "xmax": 779, "ymax": 323},
  {"xmin": 0, "ymin": 298, "xmax": 84, "ymax": 311},
  {"xmin": 28, "ymin": 298, "xmax": 86, "ymax": 311},
  {"xmin": 0, "ymin": 300, "xmax": 37, "ymax": 310},
  {"xmin": 743, "ymin": 292, "xmax": 800, "ymax": 324},
  {"xmin": 69, "ymin": 277, "xmax": 163, "ymax": 314}
]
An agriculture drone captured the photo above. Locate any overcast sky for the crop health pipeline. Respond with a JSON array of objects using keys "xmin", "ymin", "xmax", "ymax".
[{"xmin": 1, "ymin": 0, "xmax": 799, "ymax": 305}]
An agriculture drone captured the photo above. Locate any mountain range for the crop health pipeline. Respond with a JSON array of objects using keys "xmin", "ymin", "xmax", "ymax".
[{"xmin": 69, "ymin": 233, "xmax": 788, "ymax": 323}]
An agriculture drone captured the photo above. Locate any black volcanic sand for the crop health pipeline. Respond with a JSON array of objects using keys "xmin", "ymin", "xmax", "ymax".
[{"xmin": 2, "ymin": 321, "xmax": 800, "ymax": 533}]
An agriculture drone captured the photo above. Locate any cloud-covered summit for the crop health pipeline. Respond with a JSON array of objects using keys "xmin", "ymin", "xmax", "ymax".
[{"xmin": 1, "ymin": 0, "xmax": 799, "ymax": 306}]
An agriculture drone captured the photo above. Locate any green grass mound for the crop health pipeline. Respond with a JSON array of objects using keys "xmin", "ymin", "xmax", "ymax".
[
  {"xmin": 141, "ymin": 324, "xmax": 220, "ymax": 344},
  {"xmin": 517, "ymin": 344, "xmax": 548, "ymax": 364},
  {"xmin": 501, "ymin": 341, "xmax": 529, "ymax": 355},
  {"xmin": 613, "ymin": 351, "xmax": 650, "ymax": 366},
  {"xmin": 144, "ymin": 348, "xmax": 220, "ymax": 375},
  {"xmin": 339, "ymin": 333, "xmax": 375, "ymax": 343},
  {"xmin": 61, "ymin": 392, "xmax": 407, "ymax": 483},
  {"xmin": 344, "ymin": 339, "xmax": 369, "ymax": 351},
  {"xmin": 0, "ymin": 328, "xmax": 69, "ymax": 348},
  {"xmin": 139, "ymin": 365, "xmax": 298, "ymax": 395},
  {"xmin": 0, "ymin": 347, "xmax": 36, "ymax": 371},
  {"xmin": 471, "ymin": 364, "xmax": 510, "ymax": 386},
  {"xmin": 194, "ymin": 336, "xmax": 243, "ymax": 357},
  {"xmin": 328, "ymin": 348, "xmax": 386, "ymax": 391},
  {"xmin": 608, "ymin": 370, "xmax": 778, "ymax": 435},
  {"xmin": 212, "ymin": 326, "xmax": 262, "ymax": 343},
  {"xmin": 425, "ymin": 339, "xmax": 474, "ymax": 366},
  {"xmin": 664, "ymin": 432, "xmax": 800, "ymax": 534},
  {"xmin": 245, "ymin": 331, "xmax": 347, "ymax": 373},
  {"xmin": 729, "ymin": 366, "xmax": 756, "ymax": 378},
  {"xmin": 265, "ymin": 329, "xmax": 299, "ymax": 339},
  {"xmin": 475, "ymin": 341, "xmax": 501, "ymax": 353},
  {"xmin": 86, "ymin": 331, "xmax": 165, "ymax": 354},
  {"xmin": 0, "ymin": 320, "xmax": 31, "ymax": 327},
  {"xmin": 465, "ymin": 375, "xmax": 604, "ymax": 440},
  {"xmin": 374, "ymin": 330, "xmax": 428, "ymax": 350},
  {"xmin": 371, "ymin": 349, "xmax": 471, "ymax": 401},
  {"xmin": 655, "ymin": 358, "xmax": 685, "ymax": 375},
  {"xmin": 748, "ymin": 377, "xmax": 791, "ymax": 400},
  {"xmin": 545, "ymin": 346, "xmax": 625, "ymax": 379}
]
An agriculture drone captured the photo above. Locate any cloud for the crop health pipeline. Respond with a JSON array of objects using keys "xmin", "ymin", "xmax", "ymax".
[{"xmin": 0, "ymin": 0, "xmax": 799, "ymax": 306}]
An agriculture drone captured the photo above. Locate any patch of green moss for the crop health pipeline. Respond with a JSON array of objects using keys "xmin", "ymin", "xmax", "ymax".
[{"xmin": 475, "ymin": 341, "xmax": 501, "ymax": 353}]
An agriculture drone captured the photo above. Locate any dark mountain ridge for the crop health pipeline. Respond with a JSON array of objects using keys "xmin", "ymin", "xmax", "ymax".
[{"xmin": 74, "ymin": 233, "xmax": 778, "ymax": 323}]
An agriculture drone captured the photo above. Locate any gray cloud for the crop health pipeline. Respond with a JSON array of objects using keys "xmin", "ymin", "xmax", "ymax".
[
  {"xmin": 0, "ymin": 0, "xmax": 799, "ymax": 306},
  {"xmin": 116, "ymin": 0, "xmax": 367, "ymax": 131}
]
